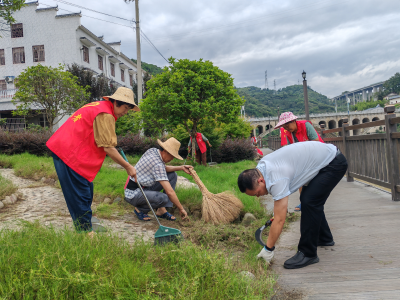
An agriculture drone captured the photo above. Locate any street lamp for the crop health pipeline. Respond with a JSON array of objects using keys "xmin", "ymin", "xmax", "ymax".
[{"xmin": 302, "ymin": 70, "xmax": 309, "ymax": 120}]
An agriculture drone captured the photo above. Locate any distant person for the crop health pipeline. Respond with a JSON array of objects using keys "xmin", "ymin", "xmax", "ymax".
[
  {"xmin": 275, "ymin": 112, "xmax": 325, "ymax": 211},
  {"xmin": 251, "ymin": 135, "xmax": 257, "ymax": 145},
  {"xmin": 47, "ymin": 87, "xmax": 139, "ymax": 235},
  {"xmin": 188, "ymin": 132, "xmax": 212, "ymax": 166},
  {"xmin": 255, "ymin": 145, "xmax": 263, "ymax": 159},
  {"xmin": 238, "ymin": 142, "xmax": 347, "ymax": 269}
]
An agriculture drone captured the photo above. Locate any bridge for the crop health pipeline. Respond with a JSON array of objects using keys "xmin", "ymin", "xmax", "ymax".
[
  {"xmin": 331, "ymin": 81, "xmax": 385, "ymax": 106},
  {"xmin": 249, "ymin": 107, "xmax": 390, "ymax": 138}
]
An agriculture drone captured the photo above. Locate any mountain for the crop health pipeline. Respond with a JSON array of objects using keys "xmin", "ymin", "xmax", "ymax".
[
  {"xmin": 131, "ymin": 59, "xmax": 163, "ymax": 76},
  {"xmin": 236, "ymin": 85, "xmax": 336, "ymax": 118}
]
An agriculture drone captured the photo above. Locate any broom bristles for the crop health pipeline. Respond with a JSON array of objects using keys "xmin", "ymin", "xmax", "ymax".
[{"xmin": 189, "ymin": 169, "xmax": 243, "ymax": 224}]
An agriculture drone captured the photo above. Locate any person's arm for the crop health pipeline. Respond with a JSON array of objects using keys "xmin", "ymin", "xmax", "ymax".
[
  {"xmin": 266, "ymin": 196, "xmax": 288, "ymax": 248},
  {"xmin": 201, "ymin": 134, "xmax": 212, "ymax": 147},
  {"xmin": 104, "ymin": 147, "xmax": 137, "ymax": 181},
  {"xmin": 159, "ymin": 180, "xmax": 188, "ymax": 219},
  {"xmin": 165, "ymin": 165, "xmax": 193, "ymax": 174},
  {"xmin": 305, "ymin": 122, "xmax": 320, "ymax": 142}
]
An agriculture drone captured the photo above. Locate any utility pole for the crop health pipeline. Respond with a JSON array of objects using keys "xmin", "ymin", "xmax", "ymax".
[
  {"xmin": 265, "ymin": 70, "xmax": 268, "ymax": 89},
  {"xmin": 274, "ymin": 80, "xmax": 276, "ymax": 94},
  {"xmin": 302, "ymin": 70, "xmax": 310, "ymax": 120},
  {"xmin": 135, "ymin": 0, "xmax": 142, "ymax": 103}
]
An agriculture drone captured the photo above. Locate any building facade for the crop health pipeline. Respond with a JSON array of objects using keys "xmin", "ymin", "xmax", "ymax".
[{"xmin": 0, "ymin": 1, "xmax": 138, "ymax": 129}]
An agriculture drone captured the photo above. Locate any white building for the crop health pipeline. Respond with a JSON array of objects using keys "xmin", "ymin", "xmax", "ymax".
[
  {"xmin": 389, "ymin": 95, "xmax": 400, "ymax": 105},
  {"xmin": 0, "ymin": 1, "xmax": 139, "ymax": 129}
]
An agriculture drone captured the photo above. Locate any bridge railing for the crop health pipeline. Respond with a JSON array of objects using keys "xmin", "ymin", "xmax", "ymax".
[{"xmin": 267, "ymin": 106, "xmax": 400, "ymax": 201}]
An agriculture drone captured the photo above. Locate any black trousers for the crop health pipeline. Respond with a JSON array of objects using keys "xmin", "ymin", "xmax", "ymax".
[{"xmin": 298, "ymin": 153, "xmax": 348, "ymax": 257}]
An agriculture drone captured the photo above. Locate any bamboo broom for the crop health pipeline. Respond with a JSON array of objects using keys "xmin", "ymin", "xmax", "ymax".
[{"xmin": 188, "ymin": 168, "xmax": 243, "ymax": 224}]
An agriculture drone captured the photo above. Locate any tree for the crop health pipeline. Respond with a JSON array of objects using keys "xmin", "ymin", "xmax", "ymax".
[
  {"xmin": 383, "ymin": 72, "xmax": 400, "ymax": 95},
  {"xmin": 141, "ymin": 58, "xmax": 244, "ymax": 158},
  {"xmin": 67, "ymin": 64, "xmax": 116, "ymax": 103},
  {"xmin": 12, "ymin": 64, "xmax": 90, "ymax": 131},
  {"xmin": 0, "ymin": 0, "xmax": 25, "ymax": 36}
]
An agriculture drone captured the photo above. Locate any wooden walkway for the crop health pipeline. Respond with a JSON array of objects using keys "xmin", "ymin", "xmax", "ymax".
[{"xmin": 271, "ymin": 178, "xmax": 400, "ymax": 299}]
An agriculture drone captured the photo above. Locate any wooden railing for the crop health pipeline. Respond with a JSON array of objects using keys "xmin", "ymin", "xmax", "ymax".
[{"xmin": 267, "ymin": 106, "xmax": 400, "ymax": 201}]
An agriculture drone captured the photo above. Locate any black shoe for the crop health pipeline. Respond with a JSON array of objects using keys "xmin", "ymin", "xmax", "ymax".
[
  {"xmin": 318, "ymin": 241, "xmax": 335, "ymax": 247},
  {"xmin": 284, "ymin": 251, "xmax": 319, "ymax": 269}
]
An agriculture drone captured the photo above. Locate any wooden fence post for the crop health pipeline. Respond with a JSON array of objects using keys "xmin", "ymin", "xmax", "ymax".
[
  {"xmin": 384, "ymin": 105, "xmax": 400, "ymax": 201},
  {"xmin": 320, "ymin": 124, "xmax": 326, "ymax": 140},
  {"xmin": 342, "ymin": 118, "xmax": 354, "ymax": 182}
]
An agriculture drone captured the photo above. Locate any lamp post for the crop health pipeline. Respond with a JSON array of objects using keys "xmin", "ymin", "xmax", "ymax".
[{"xmin": 302, "ymin": 70, "xmax": 309, "ymax": 120}]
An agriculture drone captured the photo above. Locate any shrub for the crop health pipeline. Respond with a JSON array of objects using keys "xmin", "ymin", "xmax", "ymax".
[
  {"xmin": 0, "ymin": 129, "xmax": 52, "ymax": 156},
  {"xmin": 117, "ymin": 133, "xmax": 159, "ymax": 155},
  {"xmin": 212, "ymin": 137, "xmax": 256, "ymax": 163}
]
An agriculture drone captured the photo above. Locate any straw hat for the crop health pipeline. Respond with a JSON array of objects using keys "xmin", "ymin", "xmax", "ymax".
[
  {"xmin": 103, "ymin": 87, "xmax": 140, "ymax": 111},
  {"xmin": 274, "ymin": 111, "xmax": 298, "ymax": 129},
  {"xmin": 157, "ymin": 138, "xmax": 183, "ymax": 160}
]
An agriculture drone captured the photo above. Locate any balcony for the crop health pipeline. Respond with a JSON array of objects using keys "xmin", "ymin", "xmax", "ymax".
[{"xmin": 0, "ymin": 89, "xmax": 18, "ymax": 99}]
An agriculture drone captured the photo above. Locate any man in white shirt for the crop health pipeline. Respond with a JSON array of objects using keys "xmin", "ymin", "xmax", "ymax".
[{"xmin": 237, "ymin": 141, "xmax": 347, "ymax": 269}]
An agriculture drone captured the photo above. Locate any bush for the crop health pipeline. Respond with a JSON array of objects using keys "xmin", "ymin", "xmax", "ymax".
[
  {"xmin": 212, "ymin": 137, "xmax": 256, "ymax": 163},
  {"xmin": 0, "ymin": 129, "xmax": 52, "ymax": 156},
  {"xmin": 117, "ymin": 133, "xmax": 159, "ymax": 156}
]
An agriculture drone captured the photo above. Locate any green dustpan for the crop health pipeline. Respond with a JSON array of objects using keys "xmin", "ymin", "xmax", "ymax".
[{"xmin": 118, "ymin": 148, "xmax": 183, "ymax": 246}]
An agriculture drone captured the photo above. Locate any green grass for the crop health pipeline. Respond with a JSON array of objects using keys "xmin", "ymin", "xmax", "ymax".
[
  {"xmin": 0, "ymin": 153, "xmax": 263, "ymax": 216},
  {"xmin": 0, "ymin": 221, "xmax": 275, "ymax": 299},
  {"xmin": 0, "ymin": 173, "xmax": 17, "ymax": 200}
]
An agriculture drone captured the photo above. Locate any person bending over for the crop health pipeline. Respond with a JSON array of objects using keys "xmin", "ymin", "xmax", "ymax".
[
  {"xmin": 237, "ymin": 141, "xmax": 347, "ymax": 269},
  {"xmin": 125, "ymin": 138, "xmax": 192, "ymax": 221}
]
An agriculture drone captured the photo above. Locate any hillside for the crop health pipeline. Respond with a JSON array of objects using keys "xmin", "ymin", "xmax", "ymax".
[
  {"xmin": 237, "ymin": 85, "xmax": 336, "ymax": 117},
  {"xmin": 131, "ymin": 59, "xmax": 163, "ymax": 76}
]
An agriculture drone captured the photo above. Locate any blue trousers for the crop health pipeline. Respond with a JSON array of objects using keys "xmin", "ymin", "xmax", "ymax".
[{"xmin": 52, "ymin": 153, "xmax": 93, "ymax": 232}]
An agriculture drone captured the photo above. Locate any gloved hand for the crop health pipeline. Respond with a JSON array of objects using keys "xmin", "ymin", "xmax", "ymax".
[{"xmin": 257, "ymin": 246, "xmax": 274, "ymax": 263}]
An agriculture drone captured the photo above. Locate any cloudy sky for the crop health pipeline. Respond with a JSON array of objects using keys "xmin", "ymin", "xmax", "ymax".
[{"xmin": 39, "ymin": 0, "xmax": 400, "ymax": 98}]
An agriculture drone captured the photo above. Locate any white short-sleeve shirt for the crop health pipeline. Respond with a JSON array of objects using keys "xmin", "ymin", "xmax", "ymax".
[{"xmin": 256, "ymin": 141, "xmax": 337, "ymax": 201}]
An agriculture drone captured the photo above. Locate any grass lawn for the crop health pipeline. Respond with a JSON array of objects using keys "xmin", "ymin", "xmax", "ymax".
[{"xmin": 0, "ymin": 173, "xmax": 17, "ymax": 200}]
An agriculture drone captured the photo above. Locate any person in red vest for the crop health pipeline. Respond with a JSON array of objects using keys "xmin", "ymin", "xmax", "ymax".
[
  {"xmin": 188, "ymin": 132, "xmax": 212, "ymax": 166},
  {"xmin": 251, "ymin": 135, "xmax": 257, "ymax": 145},
  {"xmin": 274, "ymin": 112, "xmax": 324, "ymax": 211},
  {"xmin": 46, "ymin": 87, "xmax": 139, "ymax": 235}
]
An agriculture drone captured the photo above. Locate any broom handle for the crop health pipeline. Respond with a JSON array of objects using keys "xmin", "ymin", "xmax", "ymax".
[
  {"xmin": 118, "ymin": 148, "xmax": 162, "ymax": 227},
  {"xmin": 188, "ymin": 168, "xmax": 209, "ymax": 193}
]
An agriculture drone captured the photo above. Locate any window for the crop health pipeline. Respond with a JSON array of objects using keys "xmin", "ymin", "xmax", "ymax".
[
  {"xmin": 11, "ymin": 23, "xmax": 23, "ymax": 38},
  {"xmin": 110, "ymin": 63, "xmax": 115, "ymax": 77},
  {"xmin": 32, "ymin": 45, "xmax": 45, "ymax": 62},
  {"xmin": 12, "ymin": 47, "xmax": 25, "ymax": 64},
  {"xmin": 83, "ymin": 45, "xmax": 89, "ymax": 63},
  {"xmin": 0, "ymin": 49, "xmax": 4, "ymax": 65},
  {"xmin": 98, "ymin": 55, "xmax": 103, "ymax": 71},
  {"xmin": 121, "ymin": 69, "xmax": 125, "ymax": 82},
  {"xmin": 129, "ymin": 74, "xmax": 133, "ymax": 86},
  {"xmin": 0, "ymin": 80, "xmax": 6, "ymax": 91}
]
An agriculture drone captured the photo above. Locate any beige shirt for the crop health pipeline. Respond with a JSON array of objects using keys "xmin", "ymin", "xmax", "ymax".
[{"xmin": 93, "ymin": 113, "xmax": 117, "ymax": 148}]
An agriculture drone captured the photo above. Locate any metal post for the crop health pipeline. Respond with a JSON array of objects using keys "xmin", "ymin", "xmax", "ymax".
[
  {"xmin": 342, "ymin": 118, "xmax": 353, "ymax": 182},
  {"xmin": 135, "ymin": 0, "xmax": 142, "ymax": 103},
  {"xmin": 303, "ymin": 79, "xmax": 309, "ymax": 120},
  {"xmin": 384, "ymin": 105, "xmax": 400, "ymax": 201}
]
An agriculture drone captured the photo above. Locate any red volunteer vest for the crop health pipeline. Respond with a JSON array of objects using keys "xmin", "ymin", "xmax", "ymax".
[
  {"xmin": 280, "ymin": 120, "xmax": 324, "ymax": 146},
  {"xmin": 46, "ymin": 101, "xmax": 117, "ymax": 182},
  {"xmin": 190, "ymin": 132, "xmax": 207, "ymax": 154}
]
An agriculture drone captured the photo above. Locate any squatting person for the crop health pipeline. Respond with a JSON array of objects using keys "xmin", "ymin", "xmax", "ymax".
[
  {"xmin": 47, "ymin": 87, "xmax": 139, "ymax": 235},
  {"xmin": 237, "ymin": 141, "xmax": 347, "ymax": 269},
  {"xmin": 124, "ymin": 137, "xmax": 192, "ymax": 221}
]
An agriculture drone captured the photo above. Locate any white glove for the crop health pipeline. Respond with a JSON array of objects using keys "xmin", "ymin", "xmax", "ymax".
[{"xmin": 257, "ymin": 247, "xmax": 274, "ymax": 263}]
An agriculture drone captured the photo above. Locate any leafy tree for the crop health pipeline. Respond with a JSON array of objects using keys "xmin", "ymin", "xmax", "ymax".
[
  {"xmin": 67, "ymin": 63, "xmax": 116, "ymax": 103},
  {"xmin": 12, "ymin": 64, "xmax": 90, "ymax": 131},
  {"xmin": 141, "ymin": 58, "xmax": 244, "ymax": 158},
  {"xmin": 131, "ymin": 59, "xmax": 163, "ymax": 76},
  {"xmin": 0, "ymin": 0, "xmax": 25, "ymax": 35},
  {"xmin": 383, "ymin": 72, "xmax": 400, "ymax": 95}
]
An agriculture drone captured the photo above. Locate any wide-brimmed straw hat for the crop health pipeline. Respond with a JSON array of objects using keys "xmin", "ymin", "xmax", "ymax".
[
  {"xmin": 157, "ymin": 138, "xmax": 183, "ymax": 160},
  {"xmin": 103, "ymin": 87, "xmax": 140, "ymax": 111},
  {"xmin": 274, "ymin": 111, "xmax": 298, "ymax": 129}
]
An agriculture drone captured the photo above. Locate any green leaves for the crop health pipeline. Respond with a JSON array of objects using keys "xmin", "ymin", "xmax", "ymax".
[
  {"xmin": 0, "ymin": 0, "xmax": 25, "ymax": 30},
  {"xmin": 12, "ymin": 64, "xmax": 90, "ymax": 131}
]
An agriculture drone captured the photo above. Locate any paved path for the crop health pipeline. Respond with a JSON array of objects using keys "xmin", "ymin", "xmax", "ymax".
[{"xmin": 269, "ymin": 177, "xmax": 400, "ymax": 299}]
